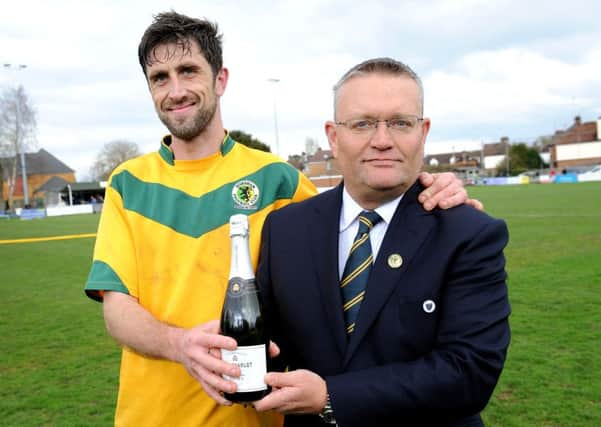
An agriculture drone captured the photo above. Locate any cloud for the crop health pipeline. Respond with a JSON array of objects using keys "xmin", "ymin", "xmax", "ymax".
[
  {"xmin": 425, "ymin": 45, "xmax": 601, "ymax": 143},
  {"xmin": 2, "ymin": 0, "xmax": 600, "ymax": 177}
]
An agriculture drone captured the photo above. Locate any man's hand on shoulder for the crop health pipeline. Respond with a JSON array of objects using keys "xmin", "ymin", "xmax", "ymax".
[{"xmin": 418, "ymin": 172, "xmax": 484, "ymax": 211}]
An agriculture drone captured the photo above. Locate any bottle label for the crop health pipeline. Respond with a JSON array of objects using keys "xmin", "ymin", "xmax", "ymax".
[
  {"xmin": 222, "ymin": 344, "xmax": 268, "ymax": 392},
  {"xmin": 226, "ymin": 277, "xmax": 258, "ymax": 298}
]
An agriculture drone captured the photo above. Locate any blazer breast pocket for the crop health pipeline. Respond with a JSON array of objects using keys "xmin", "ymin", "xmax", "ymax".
[{"xmin": 394, "ymin": 294, "xmax": 440, "ymax": 356}]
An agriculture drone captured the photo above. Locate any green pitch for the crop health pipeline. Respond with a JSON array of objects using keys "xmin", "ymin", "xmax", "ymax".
[
  {"xmin": 472, "ymin": 183, "xmax": 601, "ymax": 426},
  {"xmin": 1, "ymin": 182, "xmax": 600, "ymax": 426},
  {"xmin": 0, "ymin": 213, "xmax": 119, "ymax": 426}
]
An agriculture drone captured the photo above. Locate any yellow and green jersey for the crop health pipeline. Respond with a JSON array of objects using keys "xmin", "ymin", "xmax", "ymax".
[{"xmin": 85, "ymin": 133, "xmax": 316, "ymax": 427}]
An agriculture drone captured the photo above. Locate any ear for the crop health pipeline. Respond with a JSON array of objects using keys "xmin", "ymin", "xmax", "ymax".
[
  {"xmin": 419, "ymin": 118, "xmax": 431, "ymax": 147},
  {"xmin": 214, "ymin": 67, "xmax": 229, "ymax": 96},
  {"xmin": 325, "ymin": 121, "xmax": 339, "ymax": 158}
]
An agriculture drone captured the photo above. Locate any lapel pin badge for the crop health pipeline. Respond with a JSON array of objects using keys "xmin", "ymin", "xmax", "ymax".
[
  {"xmin": 423, "ymin": 300, "xmax": 436, "ymax": 313},
  {"xmin": 387, "ymin": 254, "xmax": 403, "ymax": 269}
]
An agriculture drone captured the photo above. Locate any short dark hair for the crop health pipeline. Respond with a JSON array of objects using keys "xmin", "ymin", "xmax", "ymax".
[
  {"xmin": 333, "ymin": 57, "xmax": 424, "ymax": 116},
  {"xmin": 138, "ymin": 11, "xmax": 223, "ymax": 79}
]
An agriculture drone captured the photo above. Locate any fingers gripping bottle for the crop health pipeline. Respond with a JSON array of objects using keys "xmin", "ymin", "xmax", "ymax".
[{"xmin": 220, "ymin": 214, "xmax": 270, "ymax": 402}]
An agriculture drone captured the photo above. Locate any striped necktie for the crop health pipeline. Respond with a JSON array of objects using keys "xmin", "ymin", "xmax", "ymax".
[{"xmin": 340, "ymin": 210, "xmax": 382, "ymax": 336}]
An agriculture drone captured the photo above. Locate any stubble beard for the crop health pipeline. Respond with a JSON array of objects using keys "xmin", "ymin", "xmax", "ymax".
[{"xmin": 159, "ymin": 97, "xmax": 218, "ymax": 142}]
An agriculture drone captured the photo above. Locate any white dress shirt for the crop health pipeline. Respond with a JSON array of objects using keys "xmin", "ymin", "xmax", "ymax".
[{"xmin": 338, "ymin": 187, "xmax": 404, "ymax": 279}]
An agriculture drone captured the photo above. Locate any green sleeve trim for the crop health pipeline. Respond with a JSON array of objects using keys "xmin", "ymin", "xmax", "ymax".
[{"xmin": 85, "ymin": 260, "xmax": 130, "ymax": 302}]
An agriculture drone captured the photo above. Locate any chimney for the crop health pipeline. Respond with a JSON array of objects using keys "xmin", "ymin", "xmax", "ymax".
[
  {"xmin": 500, "ymin": 136, "xmax": 509, "ymax": 145},
  {"xmin": 574, "ymin": 115, "xmax": 582, "ymax": 126}
]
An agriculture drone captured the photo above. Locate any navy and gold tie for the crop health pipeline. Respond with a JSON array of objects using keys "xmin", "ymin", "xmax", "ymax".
[{"xmin": 340, "ymin": 210, "xmax": 382, "ymax": 336}]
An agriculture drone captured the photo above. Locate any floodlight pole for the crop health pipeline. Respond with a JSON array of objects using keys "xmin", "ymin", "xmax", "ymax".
[{"xmin": 267, "ymin": 78, "xmax": 280, "ymax": 156}]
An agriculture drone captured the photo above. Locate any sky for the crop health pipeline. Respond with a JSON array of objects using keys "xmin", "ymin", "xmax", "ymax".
[{"xmin": 1, "ymin": 0, "xmax": 600, "ymax": 180}]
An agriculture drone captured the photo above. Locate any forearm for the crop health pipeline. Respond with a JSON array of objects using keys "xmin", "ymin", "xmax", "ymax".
[
  {"xmin": 103, "ymin": 290, "xmax": 241, "ymax": 405},
  {"xmin": 103, "ymin": 291, "xmax": 183, "ymax": 362}
]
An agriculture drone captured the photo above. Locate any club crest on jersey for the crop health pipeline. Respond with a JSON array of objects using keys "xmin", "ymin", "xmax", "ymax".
[{"xmin": 232, "ymin": 180, "xmax": 260, "ymax": 209}]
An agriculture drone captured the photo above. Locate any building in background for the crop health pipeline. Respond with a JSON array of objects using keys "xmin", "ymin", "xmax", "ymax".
[
  {"xmin": 288, "ymin": 147, "xmax": 342, "ymax": 190},
  {"xmin": 290, "ymin": 139, "xmax": 513, "ymax": 187},
  {"xmin": 425, "ymin": 149, "xmax": 481, "ymax": 178},
  {"xmin": 550, "ymin": 116, "xmax": 601, "ymax": 170},
  {"xmin": 481, "ymin": 137, "xmax": 511, "ymax": 173},
  {"xmin": 423, "ymin": 137, "xmax": 515, "ymax": 180},
  {"xmin": 0, "ymin": 148, "xmax": 75, "ymax": 208}
]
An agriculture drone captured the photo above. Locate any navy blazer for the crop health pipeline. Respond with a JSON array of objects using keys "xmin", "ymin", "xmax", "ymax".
[{"xmin": 257, "ymin": 181, "xmax": 511, "ymax": 427}]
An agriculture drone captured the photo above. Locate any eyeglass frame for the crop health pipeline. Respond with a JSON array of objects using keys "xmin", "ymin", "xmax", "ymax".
[{"xmin": 334, "ymin": 115, "xmax": 425, "ymax": 134}]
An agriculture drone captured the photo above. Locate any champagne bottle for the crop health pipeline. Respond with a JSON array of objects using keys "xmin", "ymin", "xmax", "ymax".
[{"xmin": 220, "ymin": 214, "xmax": 271, "ymax": 403}]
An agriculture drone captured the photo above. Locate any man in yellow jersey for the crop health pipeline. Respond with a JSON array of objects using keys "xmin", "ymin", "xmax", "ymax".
[{"xmin": 85, "ymin": 11, "xmax": 478, "ymax": 427}]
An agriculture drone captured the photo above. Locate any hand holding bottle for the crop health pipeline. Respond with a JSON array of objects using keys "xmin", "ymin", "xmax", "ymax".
[
  {"xmin": 181, "ymin": 320, "xmax": 281, "ymax": 405},
  {"xmin": 252, "ymin": 369, "xmax": 328, "ymax": 415},
  {"xmin": 173, "ymin": 319, "xmax": 240, "ymax": 405}
]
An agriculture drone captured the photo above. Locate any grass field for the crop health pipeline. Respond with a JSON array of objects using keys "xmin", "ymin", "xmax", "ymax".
[{"xmin": 1, "ymin": 182, "xmax": 600, "ymax": 426}]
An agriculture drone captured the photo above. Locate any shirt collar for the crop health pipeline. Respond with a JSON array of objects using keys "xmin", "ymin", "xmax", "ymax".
[
  {"xmin": 340, "ymin": 186, "xmax": 404, "ymax": 232},
  {"xmin": 158, "ymin": 131, "xmax": 235, "ymax": 166}
]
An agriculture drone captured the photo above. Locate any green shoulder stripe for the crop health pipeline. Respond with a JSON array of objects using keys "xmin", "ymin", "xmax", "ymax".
[
  {"xmin": 85, "ymin": 260, "xmax": 129, "ymax": 302},
  {"xmin": 111, "ymin": 162, "xmax": 299, "ymax": 238}
]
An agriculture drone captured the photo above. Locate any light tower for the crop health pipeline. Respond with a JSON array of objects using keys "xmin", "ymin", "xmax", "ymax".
[{"xmin": 267, "ymin": 78, "xmax": 280, "ymax": 155}]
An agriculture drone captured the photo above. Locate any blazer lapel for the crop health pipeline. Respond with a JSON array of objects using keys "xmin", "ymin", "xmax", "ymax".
[
  {"xmin": 309, "ymin": 185, "xmax": 348, "ymax": 358},
  {"xmin": 343, "ymin": 182, "xmax": 435, "ymax": 366}
]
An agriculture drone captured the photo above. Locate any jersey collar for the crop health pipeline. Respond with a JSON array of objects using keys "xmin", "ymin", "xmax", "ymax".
[{"xmin": 158, "ymin": 132, "xmax": 235, "ymax": 166}]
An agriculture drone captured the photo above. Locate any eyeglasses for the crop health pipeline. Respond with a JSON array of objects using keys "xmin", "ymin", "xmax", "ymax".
[{"xmin": 335, "ymin": 115, "xmax": 424, "ymax": 135}]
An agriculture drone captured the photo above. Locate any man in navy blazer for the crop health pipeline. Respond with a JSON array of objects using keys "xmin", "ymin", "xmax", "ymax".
[{"xmin": 252, "ymin": 58, "xmax": 510, "ymax": 426}]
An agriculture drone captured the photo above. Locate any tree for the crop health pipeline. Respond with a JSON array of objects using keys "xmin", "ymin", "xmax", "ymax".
[
  {"xmin": 533, "ymin": 135, "xmax": 553, "ymax": 152},
  {"xmin": 496, "ymin": 143, "xmax": 542, "ymax": 176},
  {"xmin": 532, "ymin": 135, "xmax": 551, "ymax": 169},
  {"xmin": 0, "ymin": 161, "xmax": 4, "ymax": 210},
  {"xmin": 287, "ymin": 153, "xmax": 306, "ymax": 172},
  {"xmin": 229, "ymin": 130, "xmax": 271, "ymax": 152},
  {"xmin": 304, "ymin": 137, "xmax": 320, "ymax": 155},
  {"xmin": 0, "ymin": 85, "xmax": 38, "ymax": 210},
  {"xmin": 90, "ymin": 140, "xmax": 141, "ymax": 181}
]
